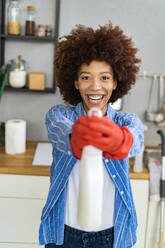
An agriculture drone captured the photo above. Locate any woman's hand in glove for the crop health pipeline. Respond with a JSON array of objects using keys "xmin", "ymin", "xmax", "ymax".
[
  {"xmin": 84, "ymin": 116, "xmax": 133, "ymax": 159},
  {"xmin": 70, "ymin": 116, "xmax": 102, "ymax": 159}
]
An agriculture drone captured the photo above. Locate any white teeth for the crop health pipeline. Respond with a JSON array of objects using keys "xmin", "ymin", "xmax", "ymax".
[{"xmin": 88, "ymin": 95, "xmax": 103, "ymax": 100}]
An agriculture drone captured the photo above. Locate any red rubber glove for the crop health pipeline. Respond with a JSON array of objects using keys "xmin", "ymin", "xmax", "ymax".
[
  {"xmin": 70, "ymin": 116, "xmax": 102, "ymax": 159},
  {"xmin": 84, "ymin": 116, "xmax": 133, "ymax": 160}
]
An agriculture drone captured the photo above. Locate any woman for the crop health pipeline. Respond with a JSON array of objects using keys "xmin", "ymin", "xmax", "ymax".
[{"xmin": 39, "ymin": 22, "xmax": 143, "ymax": 248}]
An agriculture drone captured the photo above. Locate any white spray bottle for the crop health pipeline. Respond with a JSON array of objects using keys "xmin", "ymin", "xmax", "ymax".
[{"xmin": 77, "ymin": 107, "xmax": 104, "ymax": 231}]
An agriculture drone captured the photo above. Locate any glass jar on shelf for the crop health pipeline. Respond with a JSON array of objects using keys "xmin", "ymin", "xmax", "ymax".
[
  {"xmin": 7, "ymin": 0, "xmax": 21, "ymax": 35},
  {"xmin": 45, "ymin": 25, "xmax": 53, "ymax": 37},
  {"xmin": 25, "ymin": 5, "xmax": 36, "ymax": 36},
  {"xmin": 37, "ymin": 24, "xmax": 45, "ymax": 37},
  {"xmin": 9, "ymin": 55, "xmax": 27, "ymax": 88}
]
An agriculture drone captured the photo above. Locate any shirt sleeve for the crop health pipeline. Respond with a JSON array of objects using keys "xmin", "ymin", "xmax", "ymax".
[
  {"xmin": 114, "ymin": 112, "xmax": 144, "ymax": 158},
  {"xmin": 45, "ymin": 105, "xmax": 74, "ymax": 155}
]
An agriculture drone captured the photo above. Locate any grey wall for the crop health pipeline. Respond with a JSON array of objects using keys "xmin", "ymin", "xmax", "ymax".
[{"xmin": 1, "ymin": 0, "xmax": 165, "ymax": 146}]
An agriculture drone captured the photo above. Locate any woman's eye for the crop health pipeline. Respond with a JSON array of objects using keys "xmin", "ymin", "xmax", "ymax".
[
  {"xmin": 102, "ymin": 76, "xmax": 110, "ymax": 80},
  {"xmin": 81, "ymin": 76, "xmax": 89, "ymax": 80}
]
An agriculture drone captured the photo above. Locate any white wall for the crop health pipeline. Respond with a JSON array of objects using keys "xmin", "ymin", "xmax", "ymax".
[{"xmin": 1, "ymin": 0, "xmax": 165, "ymax": 145}]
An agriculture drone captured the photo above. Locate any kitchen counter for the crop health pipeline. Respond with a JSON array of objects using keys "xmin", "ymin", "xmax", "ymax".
[
  {"xmin": 0, "ymin": 141, "xmax": 50, "ymax": 176},
  {"xmin": 0, "ymin": 141, "xmax": 150, "ymax": 179}
]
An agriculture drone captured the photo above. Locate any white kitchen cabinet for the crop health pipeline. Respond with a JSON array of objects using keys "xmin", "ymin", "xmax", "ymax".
[
  {"xmin": 0, "ymin": 174, "xmax": 49, "ymax": 247},
  {"xmin": 131, "ymin": 179, "xmax": 149, "ymax": 248},
  {"xmin": 0, "ymin": 174, "xmax": 149, "ymax": 247},
  {"xmin": 145, "ymin": 201, "xmax": 165, "ymax": 248},
  {"xmin": 0, "ymin": 174, "xmax": 50, "ymax": 199},
  {"xmin": 0, "ymin": 198, "xmax": 45, "ymax": 244}
]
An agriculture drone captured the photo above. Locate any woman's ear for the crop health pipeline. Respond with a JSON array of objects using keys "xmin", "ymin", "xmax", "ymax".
[
  {"xmin": 113, "ymin": 80, "xmax": 117, "ymax": 90},
  {"xmin": 74, "ymin": 80, "xmax": 79, "ymax": 90}
]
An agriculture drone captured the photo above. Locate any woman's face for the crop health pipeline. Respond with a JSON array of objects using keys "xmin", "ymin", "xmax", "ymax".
[{"xmin": 74, "ymin": 60, "xmax": 117, "ymax": 116}]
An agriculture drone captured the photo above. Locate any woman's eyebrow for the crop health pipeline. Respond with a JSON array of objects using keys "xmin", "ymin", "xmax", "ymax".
[
  {"xmin": 100, "ymin": 71, "xmax": 113, "ymax": 75},
  {"xmin": 79, "ymin": 72, "xmax": 90, "ymax": 75},
  {"xmin": 79, "ymin": 71, "xmax": 113, "ymax": 76}
]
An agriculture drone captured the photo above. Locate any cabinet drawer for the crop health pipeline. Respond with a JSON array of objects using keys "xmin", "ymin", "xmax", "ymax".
[
  {"xmin": 0, "ymin": 198, "xmax": 45, "ymax": 243},
  {"xmin": 0, "ymin": 174, "xmax": 49, "ymax": 199},
  {"xmin": 0, "ymin": 244, "xmax": 40, "ymax": 248}
]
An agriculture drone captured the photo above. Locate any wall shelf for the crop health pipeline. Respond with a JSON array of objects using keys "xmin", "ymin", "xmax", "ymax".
[
  {"xmin": 0, "ymin": 0, "xmax": 60, "ymax": 94},
  {"xmin": 5, "ymin": 85, "xmax": 54, "ymax": 93},
  {"xmin": 0, "ymin": 34, "xmax": 57, "ymax": 42}
]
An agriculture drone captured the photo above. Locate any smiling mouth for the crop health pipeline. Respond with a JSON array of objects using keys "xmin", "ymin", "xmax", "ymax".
[{"xmin": 86, "ymin": 94, "xmax": 105, "ymax": 103}]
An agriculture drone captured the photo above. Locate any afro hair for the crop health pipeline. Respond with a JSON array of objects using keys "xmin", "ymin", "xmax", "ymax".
[{"xmin": 54, "ymin": 22, "xmax": 141, "ymax": 105}]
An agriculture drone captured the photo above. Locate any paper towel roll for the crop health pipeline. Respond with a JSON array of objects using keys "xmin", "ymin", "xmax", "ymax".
[{"xmin": 5, "ymin": 119, "xmax": 26, "ymax": 154}]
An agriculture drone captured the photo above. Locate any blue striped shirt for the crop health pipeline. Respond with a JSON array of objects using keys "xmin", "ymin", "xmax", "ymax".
[{"xmin": 39, "ymin": 102, "xmax": 143, "ymax": 248}]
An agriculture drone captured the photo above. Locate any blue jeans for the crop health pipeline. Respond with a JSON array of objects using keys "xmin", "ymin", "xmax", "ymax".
[{"xmin": 45, "ymin": 224, "xmax": 114, "ymax": 248}]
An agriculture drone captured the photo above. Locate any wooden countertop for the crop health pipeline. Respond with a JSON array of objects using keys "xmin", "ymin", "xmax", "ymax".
[
  {"xmin": 0, "ymin": 141, "xmax": 150, "ymax": 179},
  {"xmin": 0, "ymin": 141, "xmax": 50, "ymax": 176}
]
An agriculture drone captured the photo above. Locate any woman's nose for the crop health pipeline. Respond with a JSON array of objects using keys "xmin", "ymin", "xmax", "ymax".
[{"xmin": 90, "ymin": 79, "xmax": 102, "ymax": 90}]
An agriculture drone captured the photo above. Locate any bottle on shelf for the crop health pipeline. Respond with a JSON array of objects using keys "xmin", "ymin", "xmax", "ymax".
[
  {"xmin": 7, "ymin": 0, "xmax": 21, "ymax": 35},
  {"xmin": 25, "ymin": 6, "xmax": 36, "ymax": 36},
  {"xmin": 45, "ymin": 25, "xmax": 53, "ymax": 37},
  {"xmin": 37, "ymin": 24, "xmax": 45, "ymax": 37}
]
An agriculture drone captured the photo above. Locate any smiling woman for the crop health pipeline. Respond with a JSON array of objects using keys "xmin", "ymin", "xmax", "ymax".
[
  {"xmin": 39, "ymin": 22, "xmax": 143, "ymax": 248},
  {"xmin": 74, "ymin": 60, "xmax": 117, "ymax": 115},
  {"xmin": 55, "ymin": 22, "xmax": 140, "ymax": 106}
]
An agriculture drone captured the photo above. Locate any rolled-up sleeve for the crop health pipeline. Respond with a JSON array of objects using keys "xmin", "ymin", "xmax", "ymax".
[
  {"xmin": 45, "ymin": 105, "xmax": 74, "ymax": 155},
  {"xmin": 114, "ymin": 112, "xmax": 144, "ymax": 158}
]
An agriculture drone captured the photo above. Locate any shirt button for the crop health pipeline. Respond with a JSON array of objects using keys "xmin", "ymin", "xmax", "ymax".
[
  {"xmin": 121, "ymin": 191, "xmax": 124, "ymax": 195},
  {"xmin": 112, "ymin": 174, "xmax": 116, "ymax": 178},
  {"xmin": 105, "ymin": 159, "xmax": 109, "ymax": 163},
  {"xmin": 68, "ymin": 151, "xmax": 71, "ymax": 155}
]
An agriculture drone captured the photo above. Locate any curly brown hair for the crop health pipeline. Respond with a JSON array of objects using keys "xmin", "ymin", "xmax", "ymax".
[{"xmin": 54, "ymin": 22, "xmax": 141, "ymax": 105}]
